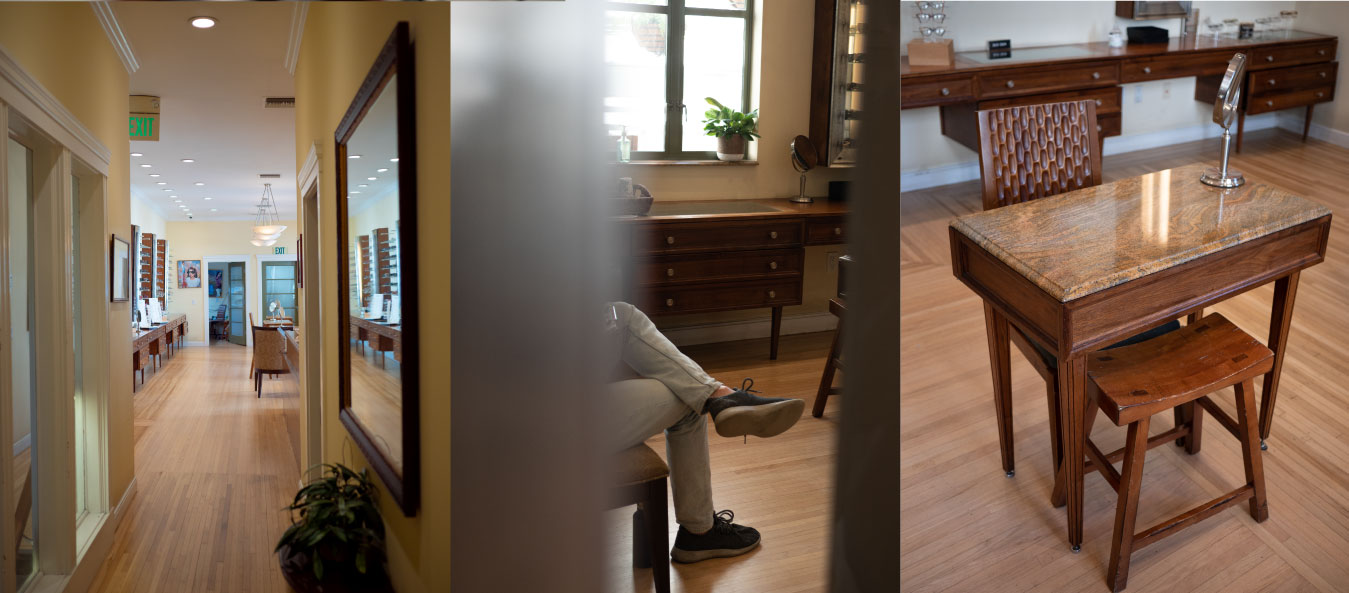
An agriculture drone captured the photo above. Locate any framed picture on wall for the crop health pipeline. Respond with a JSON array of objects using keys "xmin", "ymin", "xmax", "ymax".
[
  {"xmin": 178, "ymin": 259, "xmax": 202, "ymax": 288},
  {"xmin": 111, "ymin": 235, "xmax": 131, "ymax": 302},
  {"xmin": 208, "ymin": 269, "xmax": 224, "ymax": 297}
]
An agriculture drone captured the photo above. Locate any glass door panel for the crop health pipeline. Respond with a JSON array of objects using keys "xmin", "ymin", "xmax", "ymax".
[
  {"xmin": 8, "ymin": 135, "xmax": 37, "ymax": 591},
  {"xmin": 228, "ymin": 262, "xmax": 246, "ymax": 346},
  {"xmin": 262, "ymin": 261, "xmax": 297, "ymax": 325}
]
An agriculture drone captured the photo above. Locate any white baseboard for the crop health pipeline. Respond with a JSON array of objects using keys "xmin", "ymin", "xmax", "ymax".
[
  {"xmin": 113, "ymin": 477, "xmax": 137, "ymax": 522},
  {"xmin": 1278, "ymin": 114, "xmax": 1349, "ymax": 148},
  {"xmin": 900, "ymin": 114, "xmax": 1282, "ymax": 191},
  {"xmin": 662, "ymin": 312, "xmax": 838, "ymax": 348},
  {"xmin": 184, "ymin": 340, "xmax": 206, "ymax": 346},
  {"xmin": 58, "ymin": 478, "xmax": 136, "ymax": 593},
  {"xmin": 13, "ymin": 432, "xmax": 30, "ymax": 456}
]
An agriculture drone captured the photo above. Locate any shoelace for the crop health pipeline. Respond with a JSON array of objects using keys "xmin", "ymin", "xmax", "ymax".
[
  {"xmin": 738, "ymin": 378, "xmax": 759, "ymax": 394},
  {"xmin": 712, "ymin": 509, "xmax": 737, "ymax": 532}
]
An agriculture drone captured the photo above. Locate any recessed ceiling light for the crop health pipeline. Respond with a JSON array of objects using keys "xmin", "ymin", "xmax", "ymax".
[
  {"xmin": 190, "ymin": 16, "xmax": 216, "ymax": 29},
  {"xmin": 348, "ymin": 154, "xmax": 362, "ymax": 159},
  {"xmin": 181, "ymin": 158, "xmax": 195, "ymax": 163},
  {"xmin": 156, "ymin": 182, "xmax": 167, "ymax": 185},
  {"xmin": 377, "ymin": 168, "xmax": 389, "ymax": 173},
  {"xmin": 210, "ymin": 208, "xmax": 218, "ymax": 212},
  {"xmin": 149, "ymin": 174, "xmax": 161, "ymax": 177},
  {"xmin": 162, "ymin": 189, "xmax": 173, "ymax": 192},
  {"xmin": 131, "ymin": 152, "xmax": 143, "ymax": 157},
  {"xmin": 169, "ymin": 195, "xmax": 178, "ymax": 198},
  {"xmin": 194, "ymin": 182, "xmax": 205, "ymax": 186},
  {"xmin": 358, "ymin": 184, "xmax": 368, "ymax": 188},
  {"xmin": 367, "ymin": 177, "xmax": 377, "ymax": 181},
  {"xmin": 140, "ymin": 164, "xmax": 152, "ymax": 168},
  {"xmin": 174, "ymin": 200, "xmax": 182, "ymax": 203},
  {"xmin": 204, "ymin": 197, "xmax": 213, "ymax": 201},
  {"xmin": 390, "ymin": 158, "xmax": 399, "ymax": 162}
]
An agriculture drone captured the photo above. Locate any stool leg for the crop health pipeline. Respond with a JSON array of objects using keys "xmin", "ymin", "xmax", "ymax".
[
  {"xmin": 1107, "ymin": 416, "xmax": 1150, "ymax": 593},
  {"xmin": 643, "ymin": 478, "xmax": 671, "ymax": 593},
  {"xmin": 1174, "ymin": 401, "xmax": 1203, "ymax": 454},
  {"xmin": 1235, "ymin": 379, "xmax": 1269, "ymax": 522},
  {"xmin": 632, "ymin": 507, "xmax": 650, "ymax": 569},
  {"xmin": 813, "ymin": 327, "xmax": 841, "ymax": 418},
  {"xmin": 1045, "ymin": 372, "xmax": 1063, "ymax": 485},
  {"xmin": 984, "ymin": 303, "xmax": 1015, "ymax": 477}
]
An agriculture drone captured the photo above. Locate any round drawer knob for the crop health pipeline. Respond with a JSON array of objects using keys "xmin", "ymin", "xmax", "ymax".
[
  {"xmin": 768, "ymin": 290, "xmax": 776, "ymax": 299},
  {"xmin": 769, "ymin": 261, "xmax": 778, "ymax": 270},
  {"xmin": 1319, "ymin": 49, "xmax": 1327, "ymax": 56},
  {"xmin": 666, "ymin": 236, "xmax": 675, "ymax": 245},
  {"xmin": 1318, "ymin": 92, "xmax": 1325, "ymax": 98},
  {"xmin": 665, "ymin": 298, "xmax": 674, "ymax": 307},
  {"xmin": 1266, "ymin": 55, "xmax": 1275, "ymax": 62},
  {"xmin": 770, "ymin": 231, "xmax": 778, "ymax": 239},
  {"xmin": 1267, "ymin": 100, "xmax": 1275, "ymax": 107},
  {"xmin": 1143, "ymin": 66, "xmax": 1152, "ymax": 74},
  {"xmin": 1006, "ymin": 80, "xmax": 1015, "ymax": 88},
  {"xmin": 1092, "ymin": 72, "xmax": 1101, "ymax": 80},
  {"xmin": 1268, "ymin": 79, "xmax": 1277, "ymax": 86},
  {"xmin": 1095, "ymin": 99, "xmax": 1102, "ymax": 106},
  {"xmin": 1321, "ymin": 71, "xmax": 1329, "ymax": 78},
  {"xmin": 834, "ymin": 227, "xmax": 842, "ymax": 235},
  {"xmin": 1097, "ymin": 124, "xmax": 1103, "ymax": 132},
  {"xmin": 666, "ymin": 268, "xmax": 675, "ymax": 277},
  {"xmin": 940, "ymin": 87, "xmax": 950, "ymax": 96}
]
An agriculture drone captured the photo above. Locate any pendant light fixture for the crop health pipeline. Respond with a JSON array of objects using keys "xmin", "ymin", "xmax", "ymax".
[{"xmin": 252, "ymin": 183, "xmax": 287, "ymax": 240}]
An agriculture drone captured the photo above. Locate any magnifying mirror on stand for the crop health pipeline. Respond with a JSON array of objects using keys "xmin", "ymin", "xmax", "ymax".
[
  {"xmin": 1201, "ymin": 53, "xmax": 1247, "ymax": 188},
  {"xmin": 790, "ymin": 134, "xmax": 819, "ymax": 203}
]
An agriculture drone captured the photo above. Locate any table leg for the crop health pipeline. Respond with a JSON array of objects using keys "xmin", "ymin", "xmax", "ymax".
[
  {"xmin": 1057, "ymin": 352, "xmax": 1089, "ymax": 552},
  {"xmin": 1236, "ymin": 109, "xmax": 1246, "ymax": 153},
  {"xmin": 1259, "ymin": 271, "xmax": 1301, "ymax": 446},
  {"xmin": 982, "ymin": 302, "xmax": 1014, "ymax": 477},
  {"xmin": 1303, "ymin": 104, "xmax": 1315, "ymax": 142},
  {"xmin": 769, "ymin": 306, "xmax": 783, "ymax": 360}
]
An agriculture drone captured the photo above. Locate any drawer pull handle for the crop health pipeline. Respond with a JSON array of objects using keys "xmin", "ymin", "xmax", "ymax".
[
  {"xmin": 940, "ymin": 87, "xmax": 950, "ymax": 96},
  {"xmin": 769, "ymin": 261, "xmax": 778, "ymax": 270},
  {"xmin": 1005, "ymin": 80, "xmax": 1015, "ymax": 88},
  {"xmin": 1319, "ymin": 49, "xmax": 1327, "ymax": 56},
  {"xmin": 1266, "ymin": 100, "xmax": 1275, "ymax": 107},
  {"xmin": 666, "ymin": 268, "xmax": 675, "ymax": 277},
  {"xmin": 1092, "ymin": 72, "xmax": 1100, "ymax": 80},
  {"xmin": 770, "ymin": 231, "xmax": 778, "ymax": 239},
  {"xmin": 1321, "ymin": 71, "xmax": 1329, "ymax": 78},
  {"xmin": 1095, "ymin": 99, "xmax": 1102, "ymax": 106},
  {"xmin": 1268, "ymin": 79, "xmax": 1277, "ymax": 86},
  {"xmin": 1097, "ymin": 124, "xmax": 1103, "ymax": 132},
  {"xmin": 1143, "ymin": 66, "xmax": 1152, "ymax": 74},
  {"xmin": 834, "ymin": 227, "xmax": 842, "ymax": 235},
  {"xmin": 1266, "ymin": 55, "xmax": 1275, "ymax": 62},
  {"xmin": 666, "ymin": 298, "xmax": 674, "ymax": 307},
  {"xmin": 1318, "ymin": 91, "xmax": 1326, "ymax": 98},
  {"xmin": 666, "ymin": 236, "xmax": 675, "ymax": 245},
  {"xmin": 768, "ymin": 290, "xmax": 777, "ymax": 299}
]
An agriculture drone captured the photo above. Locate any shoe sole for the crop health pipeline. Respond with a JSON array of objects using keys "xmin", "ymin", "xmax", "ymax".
[
  {"xmin": 712, "ymin": 399, "xmax": 805, "ymax": 438},
  {"xmin": 670, "ymin": 539, "xmax": 761, "ymax": 564}
]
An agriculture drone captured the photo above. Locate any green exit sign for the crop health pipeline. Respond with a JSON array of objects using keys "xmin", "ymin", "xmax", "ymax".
[
  {"xmin": 274, "ymin": 247, "xmax": 286, "ymax": 254},
  {"xmin": 129, "ymin": 115, "xmax": 157, "ymax": 140}
]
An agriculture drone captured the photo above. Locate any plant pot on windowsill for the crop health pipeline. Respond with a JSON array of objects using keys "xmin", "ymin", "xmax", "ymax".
[
  {"xmin": 716, "ymin": 135, "xmax": 747, "ymax": 161},
  {"xmin": 703, "ymin": 97, "xmax": 759, "ymax": 162}
]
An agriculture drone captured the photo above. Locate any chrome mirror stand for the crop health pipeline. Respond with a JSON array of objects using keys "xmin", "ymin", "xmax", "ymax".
[{"xmin": 1200, "ymin": 126, "xmax": 1245, "ymax": 188}]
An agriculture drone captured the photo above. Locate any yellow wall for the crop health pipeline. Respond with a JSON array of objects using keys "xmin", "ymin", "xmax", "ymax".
[
  {"xmin": 625, "ymin": 0, "xmax": 849, "ymax": 330},
  {"xmin": 294, "ymin": 5, "xmax": 450, "ymax": 592},
  {"xmin": 162, "ymin": 219, "xmax": 299, "ymax": 343},
  {"xmin": 0, "ymin": 1, "xmax": 135, "ymax": 506}
]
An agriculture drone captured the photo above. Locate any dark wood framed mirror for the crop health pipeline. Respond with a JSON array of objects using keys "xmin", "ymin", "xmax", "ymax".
[{"xmin": 335, "ymin": 21, "xmax": 420, "ymax": 516}]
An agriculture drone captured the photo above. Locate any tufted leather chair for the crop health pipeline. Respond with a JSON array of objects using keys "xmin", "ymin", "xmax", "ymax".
[{"xmin": 976, "ymin": 100, "xmax": 1102, "ymax": 211}]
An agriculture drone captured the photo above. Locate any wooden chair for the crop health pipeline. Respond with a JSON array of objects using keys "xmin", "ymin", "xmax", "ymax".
[
  {"xmin": 813, "ymin": 254, "xmax": 850, "ymax": 417},
  {"xmin": 251, "ymin": 325, "xmax": 291, "ymax": 397},
  {"xmin": 249, "ymin": 312, "xmax": 257, "ymax": 378},
  {"xmin": 609, "ymin": 443, "xmax": 671, "ymax": 593},
  {"xmin": 975, "ymin": 100, "xmax": 1189, "ymax": 478},
  {"xmin": 1054, "ymin": 314, "xmax": 1270, "ymax": 591}
]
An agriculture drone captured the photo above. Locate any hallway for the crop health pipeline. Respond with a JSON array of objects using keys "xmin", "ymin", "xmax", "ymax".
[{"xmin": 88, "ymin": 344, "xmax": 299, "ymax": 593}]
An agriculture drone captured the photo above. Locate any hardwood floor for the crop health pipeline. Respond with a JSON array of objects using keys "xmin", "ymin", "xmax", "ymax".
[
  {"xmin": 89, "ymin": 343, "xmax": 300, "ymax": 593},
  {"xmin": 605, "ymin": 331, "xmax": 840, "ymax": 593},
  {"xmin": 901, "ymin": 129, "xmax": 1349, "ymax": 592}
]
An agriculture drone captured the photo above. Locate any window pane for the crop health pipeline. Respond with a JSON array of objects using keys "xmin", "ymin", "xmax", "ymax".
[
  {"xmin": 687, "ymin": 0, "xmax": 747, "ymax": 9},
  {"xmin": 682, "ymin": 15, "xmax": 748, "ymax": 153},
  {"xmin": 9, "ymin": 137, "xmax": 37, "ymax": 590},
  {"xmin": 605, "ymin": 10, "xmax": 667, "ymax": 152}
]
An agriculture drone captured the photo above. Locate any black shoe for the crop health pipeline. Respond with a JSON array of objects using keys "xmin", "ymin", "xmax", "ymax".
[
  {"xmin": 703, "ymin": 378, "xmax": 804, "ymax": 438},
  {"xmin": 671, "ymin": 510, "xmax": 761, "ymax": 563}
]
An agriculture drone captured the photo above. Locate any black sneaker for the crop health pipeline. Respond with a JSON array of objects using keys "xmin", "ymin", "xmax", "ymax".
[
  {"xmin": 703, "ymin": 378, "xmax": 805, "ymax": 438},
  {"xmin": 670, "ymin": 510, "xmax": 761, "ymax": 563}
]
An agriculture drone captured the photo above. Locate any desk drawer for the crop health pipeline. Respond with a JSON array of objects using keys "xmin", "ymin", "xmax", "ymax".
[
  {"xmin": 976, "ymin": 61, "xmax": 1118, "ymax": 99},
  {"xmin": 805, "ymin": 216, "xmax": 847, "ymax": 245},
  {"xmin": 1248, "ymin": 40, "xmax": 1337, "ymax": 70},
  {"xmin": 1096, "ymin": 112, "xmax": 1122, "ymax": 138},
  {"xmin": 641, "ymin": 279, "xmax": 802, "ymax": 315},
  {"xmin": 1121, "ymin": 52, "xmax": 1230, "ymax": 82},
  {"xmin": 639, "ymin": 219, "xmax": 802, "ymax": 255},
  {"xmin": 637, "ymin": 249, "xmax": 802, "ymax": 286},
  {"xmin": 979, "ymin": 86, "xmax": 1121, "ymax": 114},
  {"xmin": 1246, "ymin": 85, "xmax": 1335, "ymax": 114},
  {"xmin": 1249, "ymin": 62, "xmax": 1338, "ymax": 96},
  {"xmin": 902, "ymin": 76, "xmax": 974, "ymax": 107}
]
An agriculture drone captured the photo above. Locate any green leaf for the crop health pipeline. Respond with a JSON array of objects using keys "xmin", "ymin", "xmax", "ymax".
[
  {"xmin": 313, "ymin": 554, "xmax": 324, "ymax": 580},
  {"xmin": 356, "ymin": 551, "xmax": 368, "ymax": 575}
]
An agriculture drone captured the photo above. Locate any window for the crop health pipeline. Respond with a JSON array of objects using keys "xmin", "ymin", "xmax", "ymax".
[{"xmin": 605, "ymin": 0, "xmax": 754, "ymax": 160}]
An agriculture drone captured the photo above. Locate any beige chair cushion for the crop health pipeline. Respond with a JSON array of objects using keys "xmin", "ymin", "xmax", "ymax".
[{"xmin": 614, "ymin": 443, "xmax": 669, "ymax": 487}]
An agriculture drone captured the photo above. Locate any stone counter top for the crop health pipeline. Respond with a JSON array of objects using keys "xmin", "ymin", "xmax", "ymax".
[{"xmin": 950, "ymin": 164, "xmax": 1333, "ymax": 302}]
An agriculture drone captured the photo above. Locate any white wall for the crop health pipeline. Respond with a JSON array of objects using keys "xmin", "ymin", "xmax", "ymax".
[
  {"xmin": 1283, "ymin": 2, "xmax": 1349, "ymax": 143},
  {"xmin": 901, "ymin": 1, "xmax": 1299, "ymax": 182},
  {"xmin": 130, "ymin": 191, "xmax": 167, "ymax": 237}
]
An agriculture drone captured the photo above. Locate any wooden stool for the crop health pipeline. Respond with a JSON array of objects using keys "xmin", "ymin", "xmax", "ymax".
[
  {"xmin": 812, "ymin": 297, "xmax": 846, "ymax": 417},
  {"xmin": 1056, "ymin": 314, "xmax": 1272, "ymax": 592},
  {"xmin": 610, "ymin": 444, "xmax": 671, "ymax": 593}
]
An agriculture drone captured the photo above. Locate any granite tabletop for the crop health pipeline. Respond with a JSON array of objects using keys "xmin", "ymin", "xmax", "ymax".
[{"xmin": 950, "ymin": 164, "xmax": 1332, "ymax": 302}]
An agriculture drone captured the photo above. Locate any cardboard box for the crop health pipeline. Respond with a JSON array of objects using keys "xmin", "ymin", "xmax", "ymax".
[{"xmin": 907, "ymin": 38, "xmax": 954, "ymax": 67}]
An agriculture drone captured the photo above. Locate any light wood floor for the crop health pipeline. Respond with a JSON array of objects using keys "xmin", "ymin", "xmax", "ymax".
[
  {"xmin": 901, "ymin": 128, "xmax": 1349, "ymax": 592},
  {"xmin": 88, "ymin": 343, "xmax": 300, "ymax": 593},
  {"xmin": 605, "ymin": 331, "xmax": 840, "ymax": 593}
]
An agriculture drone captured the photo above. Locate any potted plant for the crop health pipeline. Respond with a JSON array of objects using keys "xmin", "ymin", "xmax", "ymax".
[
  {"xmin": 702, "ymin": 97, "xmax": 760, "ymax": 161},
  {"xmin": 276, "ymin": 464, "xmax": 390, "ymax": 593}
]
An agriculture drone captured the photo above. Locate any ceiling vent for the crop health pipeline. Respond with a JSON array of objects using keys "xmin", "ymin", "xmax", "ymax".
[
  {"xmin": 264, "ymin": 97, "xmax": 296, "ymax": 109},
  {"xmin": 259, "ymin": 173, "xmax": 282, "ymax": 179}
]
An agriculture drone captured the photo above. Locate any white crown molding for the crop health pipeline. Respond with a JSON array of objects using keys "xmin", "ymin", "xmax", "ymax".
[
  {"xmin": 91, "ymin": 2, "xmax": 139, "ymax": 74},
  {"xmin": 0, "ymin": 44, "xmax": 113, "ymax": 173},
  {"xmin": 284, "ymin": 1, "xmax": 309, "ymax": 75}
]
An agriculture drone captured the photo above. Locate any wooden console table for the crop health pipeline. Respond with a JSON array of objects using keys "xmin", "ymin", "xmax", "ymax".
[
  {"xmin": 618, "ymin": 198, "xmax": 848, "ymax": 359},
  {"xmin": 132, "ymin": 314, "xmax": 188, "ymax": 391},
  {"xmin": 903, "ymin": 31, "xmax": 1338, "ymax": 152},
  {"xmin": 350, "ymin": 316, "xmax": 402, "ymax": 367}
]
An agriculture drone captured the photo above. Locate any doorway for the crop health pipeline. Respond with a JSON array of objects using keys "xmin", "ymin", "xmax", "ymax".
[
  {"xmin": 203, "ymin": 256, "xmax": 250, "ymax": 347},
  {"xmin": 228, "ymin": 262, "xmax": 247, "ymax": 345}
]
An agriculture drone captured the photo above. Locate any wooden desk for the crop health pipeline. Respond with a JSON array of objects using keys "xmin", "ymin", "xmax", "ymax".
[
  {"xmin": 350, "ymin": 316, "xmax": 401, "ymax": 367},
  {"xmin": 949, "ymin": 164, "xmax": 1331, "ymax": 551},
  {"xmin": 132, "ymin": 314, "xmax": 187, "ymax": 391},
  {"xmin": 618, "ymin": 198, "xmax": 847, "ymax": 359},
  {"xmin": 903, "ymin": 31, "xmax": 1338, "ymax": 152}
]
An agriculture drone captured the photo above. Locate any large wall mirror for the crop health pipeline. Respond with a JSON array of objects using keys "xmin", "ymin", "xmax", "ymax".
[{"xmin": 336, "ymin": 21, "xmax": 420, "ymax": 516}]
